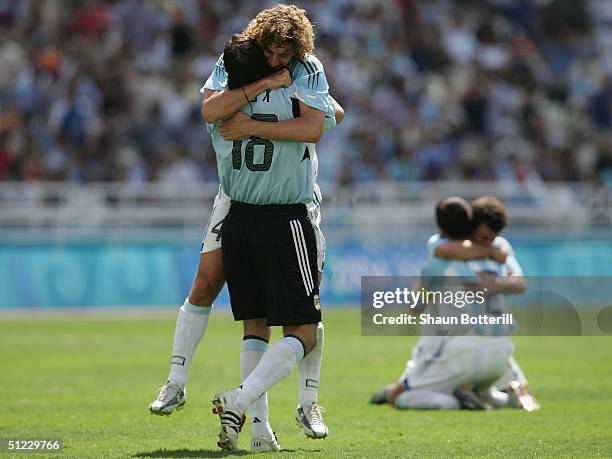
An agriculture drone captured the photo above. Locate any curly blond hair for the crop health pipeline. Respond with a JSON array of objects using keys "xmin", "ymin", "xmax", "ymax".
[{"xmin": 243, "ymin": 4, "xmax": 314, "ymax": 59}]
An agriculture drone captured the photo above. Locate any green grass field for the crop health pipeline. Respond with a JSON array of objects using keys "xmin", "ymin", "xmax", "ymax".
[{"xmin": 1, "ymin": 309, "xmax": 611, "ymax": 458}]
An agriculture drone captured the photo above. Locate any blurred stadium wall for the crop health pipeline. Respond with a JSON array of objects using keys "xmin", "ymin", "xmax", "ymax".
[
  {"xmin": 1, "ymin": 181, "xmax": 610, "ymax": 308},
  {"xmin": 0, "ymin": 1, "xmax": 611, "ymax": 308}
]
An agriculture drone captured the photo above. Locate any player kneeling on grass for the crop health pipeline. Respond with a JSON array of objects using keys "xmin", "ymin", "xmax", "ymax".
[
  {"xmin": 427, "ymin": 196, "xmax": 539, "ymax": 411},
  {"xmin": 370, "ymin": 197, "xmax": 518, "ymax": 410}
]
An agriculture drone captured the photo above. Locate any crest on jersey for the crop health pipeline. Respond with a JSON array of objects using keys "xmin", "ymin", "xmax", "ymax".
[{"xmin": 314, "ymin": 294, "xmax": 321, "ymax": 311}]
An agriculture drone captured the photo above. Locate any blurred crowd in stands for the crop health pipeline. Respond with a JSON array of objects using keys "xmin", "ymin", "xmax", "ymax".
[{"xmin": 1, "ymin": 0, "xmax": 612, "ymax": 190}]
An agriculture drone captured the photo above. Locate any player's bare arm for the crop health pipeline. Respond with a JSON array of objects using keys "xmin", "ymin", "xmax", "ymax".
[
  {"xmin": 435, "ymin": 240, "xmax": 507, "ymax": 263},
  {"xmin": 219, "ymin": 100, "xmax": 325, "ymax": 143},
  {"xmin": 478, "ymin": 272, "xmax": 526, "ymax": 296},
  {"xmin": 202, "ymin": 68, "xmax": 291, "ymax": 123},
  {"xmin": 331, "ymin": 96, "xmax": 345, "ymax": 125},
  {"xmin": 219, "ymin": 96, "xmax": 343, "ymax": 141}
]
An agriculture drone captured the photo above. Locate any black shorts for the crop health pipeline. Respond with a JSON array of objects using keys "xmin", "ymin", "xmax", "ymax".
[{"xmin": 222, "ymin": 201, "xmax": 321, "ymax": 326}]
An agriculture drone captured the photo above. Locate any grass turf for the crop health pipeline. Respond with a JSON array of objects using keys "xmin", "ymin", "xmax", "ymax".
[{"xmin": 1, "ymin": 309, "xmax": 611, "ymax": 458}]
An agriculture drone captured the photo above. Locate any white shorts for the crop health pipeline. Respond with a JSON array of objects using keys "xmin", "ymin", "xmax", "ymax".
[
  {"xmin": 200, "ymin": 189, "xmax": 231, "ymax": 254},
  {"xmin": 398, "ymin": 336, "xmax": 514, "ymax": 394},
  {"xmin": 201, "ymin": 189, "xmax": 326, "ymax": 272},
  {"xmin": 307, "ymin": 205, "xmax": 326, "ymax": 272}
]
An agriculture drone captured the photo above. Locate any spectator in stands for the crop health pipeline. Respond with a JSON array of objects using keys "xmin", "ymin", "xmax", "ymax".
[{"xmin": 0, "ymin": 0, "xmax": 610, "ymax": 189}]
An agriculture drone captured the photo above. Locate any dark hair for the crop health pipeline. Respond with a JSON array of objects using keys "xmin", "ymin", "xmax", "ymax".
[
  {"xmin": 223, "ymin": 34, "xmax": 274, "ymax": 90},
  {"xmin": 472, "ymin": 196, "xmax": 507, "ymax": 233},
  {"xmin": 435, "ymin": 197, "xmax": 473, "ymax": 240}
]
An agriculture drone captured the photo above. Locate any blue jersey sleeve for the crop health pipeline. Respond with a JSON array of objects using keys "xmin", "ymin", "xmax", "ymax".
[
  {"xmin": 288, "ymin": 55, "xmax": 330, "ymax": 113},
  {"xmin": 427, "ymin": 234, "xmax": 445, "ymax": 258},
  {"xmin": 324, "ymin": 114, "xmax": 336, "ymax": 132},
  {"xmin": 493, "ymin": 236, "xmax": 523, "ymax": 275},
  {"xmin": 492, "ymin": 235, "xmax": 512, "ymax": 253},
  {"xmin": 201, "ymin": 54, "xmax": 228, "ymax": 92},
  {"xmin": 323, "ymin": 95, "xmax": 337, "ymax": 132}
]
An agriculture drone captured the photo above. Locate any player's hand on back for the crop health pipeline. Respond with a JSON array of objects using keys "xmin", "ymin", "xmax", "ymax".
[
  {"xmin": 219, "ymin": 112, "xmax": 252, "ymax": 140},
  {"xmin": 264, "ymin": 68, "xmax": 292, "ymax": 89}
]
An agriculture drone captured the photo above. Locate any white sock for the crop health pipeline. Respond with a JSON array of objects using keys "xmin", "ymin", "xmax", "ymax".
[
  {"xmin": 394, "ymin": 389, "xmax": 460, "ymax": 410},
  {"xmin": 236, "ymin": 336, "xmax": 305, "ymax": 412},
  {"xmin": 483, "ymin": 388, "xmax": 512, "ymax": 408},
  {"xmin": 298, "ymin": 322, "xmax": 324, "ymax": 406},
  {"xmin": 240, "ymin": 337, "xmax": 273, "ymax": 437},
  {"xmin": 166, "ymin": 299, "xmax": 211, "ymax": 387}
]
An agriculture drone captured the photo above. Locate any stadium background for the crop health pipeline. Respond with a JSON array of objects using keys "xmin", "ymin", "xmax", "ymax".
[{"xmin": 1, "ymin": 0, "xmax": 611, "ymax": 308}]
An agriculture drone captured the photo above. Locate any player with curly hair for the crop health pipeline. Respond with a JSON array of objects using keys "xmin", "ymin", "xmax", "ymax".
[
  {"xmin": 149, "ymin": 5, "xmax": 341, "ymax": 453},
  {"xmin": 244, "ymin": 3, "xmax": 315, "ymax": 61}
]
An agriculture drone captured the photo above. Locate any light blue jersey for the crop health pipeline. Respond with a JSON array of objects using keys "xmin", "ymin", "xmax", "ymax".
[
  {"xmin": 463, "ymin": 256, "xmax": 514, "ymax": 336},
  {"xmin": 202, "ymin": 54, "xmax": 336, "ymax": 205},
  {"xmin": 209, "ymin": 86, "xmax": 313, "ymax": 205},
  {"xmin": 421, "ymin": 243, "xmax": 522, "ymax": 336},
  {"xmin": 203, "ymin": 54, "xmax": 333, "ymax": 114},
  {"xmin": 419, "ymin": 256, "xmax": 479, "ymax": 337}
]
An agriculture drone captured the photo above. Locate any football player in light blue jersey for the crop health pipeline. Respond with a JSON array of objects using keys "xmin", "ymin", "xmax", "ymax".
[
  {"xmin": 370, "ymin": 197, "xmax": 515, "ymax": 410},
  {"xmin": 150, "ymin": 6, "xmax": 343, "ymax": 451},
  {"xmin": 207, "ymin": 8, "xmax": 338, "ymax": 451},
  {"xmin": 204, "ymin": 39, "xmax": 335, "ymax": 206},
  {"xmin": 206, "ymin": 38, "xmax": 338, "ymax": 452}
]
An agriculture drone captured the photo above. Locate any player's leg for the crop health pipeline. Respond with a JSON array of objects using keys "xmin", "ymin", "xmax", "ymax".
[
  {"xmin": 296, "ymin": 214, "xmax": 328, "ymax": 438},
  {"xmin": 495, "ymin": 355, "xmax": 528, "ymax": 388},
  {"xmin": 213, "ymin": 206, "xmax": 321, "ymax": 450},
  {"xmin": 246, "ymin": 218, "xmax": 326, "ymax": 444},
  {"xmin": 371, "ymin": 337, "xmax": 473, "ymax": 410},
  {"xmin": 394, "ymin": 390, "xmax": 461, "ymax": 410},
  {"xmin": 492, "ymin": 355, "xmax": 540, "ymax": 411},
  {"xmin": 234, "ymin": 210, "xmax": 321, "ymax": 420},
  {"xmin": 149, "ymin": 250, "xmax": 223, "ymax": 415},
  {"xmin": 212, "ymin": 206, "xmax": 265, "ymax": 452},
  {"xmin": 150, "ymin": 192, "xmax": 228, "ymax": 416},
  {"xmin": 172, "ymin": 249, "xmax": 225, "ymax": 382},
  {"xmin": 371, "ymin": 338, "xmax": 444, "ymax": 405},
  {"xmin": 462, "ymin": 337, "xmax": 516, "ymax": 410},
  {"xmin": 240, "ymin": 319, "xmax": 281, "ymax": 452},
  {"xmin": 370, "ymin": 380, "xmax": 462, "ymax": 410},
  {"xmin": 213, "ymin": 324, "xmax": 309, "ymax": 452},
  {"xmin": 297, "ymin": 282, "xmax": 324, "ymax": 406},
  {"xmin": 296, "ymin": 320, "xmax": 328, "ymax": 438},
  {"xmin": 479, "ymin": 354, "xmax": 522, "ymax": 408},
  {"xmin": 214, "ymin": 325, "xmax": 313, "ymax": 452},
  {"xmin": 234, "ymin": 323, "xmax": 316, "ymax": 415}
]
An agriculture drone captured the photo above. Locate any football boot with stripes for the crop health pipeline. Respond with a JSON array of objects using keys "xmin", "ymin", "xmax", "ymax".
[
  {"xmin": 250, "ymin": 431, "xmax": 281, "ymax": 452},
  {"xmin": 211, "ymin": 389, "xmax": 246, "ymax": 452}
]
